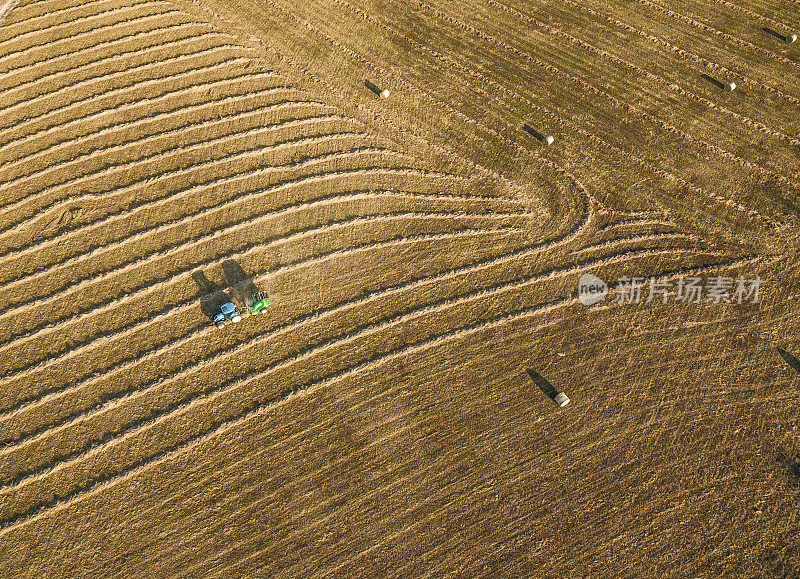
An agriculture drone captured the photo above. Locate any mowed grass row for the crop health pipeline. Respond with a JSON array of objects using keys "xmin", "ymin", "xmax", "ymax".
[
  {"xmin": 0, "ymin": 70, "xmax": 300, "ymax": 245},
  {"xmin": 0, "ymin": 95, "xmax": 337, "ymax": 214},
  {"xmin": 0, "ymin": 157, "xmax": 473, "ymax": 369},
  {"xmin": 0, "ymin": 55, "xmax": 261, "ymax": 220},
  {"xmin": 0, "ymin": 189, "xmax": 528, "ymax": 401},
  {"xmin": 0, "ymin": 224, "xmax": 524, "ymax": 457},
  {"xmin": 0, "ymin": 106, "xmax": 356, "ymax": 262},
  {"xmin": 0, "ymin": 118, "xmax": 367, "ymax": 285},
  {"xmin": 0, "ymin": 159, "xmax": 564, "ymax": 520},
  {"xmin": 0, "ymin": 4, "xmax": 188, "ymax": 75},
  {"xmin": 0, "ymin": 35, "xmax": 258, "ymax": 166},
  {"xmin": 0, "ymin": 239, "xmax": 718, "ymax": 530},
  {"xmin": 0, "ymin": 44, "xmax": 258, "ymax": 150},
  {"xmin": 0, "ymin": 175, "xmax": 528, "ymax": 429},
  {"xmin": 0, "ymin": 216, "xmax": 527, "ymax": 488},
  {"xmin": 0, "ymin": 21, "xmax": 222, "ymax": 98},
  {"xmin": 0, "ymin": 193, "xmax": 528, "ymax": 437}
]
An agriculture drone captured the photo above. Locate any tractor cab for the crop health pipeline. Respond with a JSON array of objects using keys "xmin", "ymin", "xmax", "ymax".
[{"xmin": 213, "ymin": 301, "xmax": 242, "ymax": 328}]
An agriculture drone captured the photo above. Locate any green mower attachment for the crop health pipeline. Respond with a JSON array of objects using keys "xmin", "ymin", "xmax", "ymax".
[{"xmin": 248, "ymin": 291, "xmax": 270, "ymax": 315}]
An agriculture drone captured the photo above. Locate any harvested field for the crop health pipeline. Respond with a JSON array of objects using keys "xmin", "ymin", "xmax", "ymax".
[{"xmin": 0, "ymin": 0, "xmax": 798, "ymax": 576}]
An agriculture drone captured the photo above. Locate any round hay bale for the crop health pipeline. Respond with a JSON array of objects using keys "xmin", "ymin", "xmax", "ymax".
[
  {"xmin": 542, "ymin": 134, "xmax": 554, "ymax": 145},
  {"xmin": 725, "ymin": 81, "xmax": 736, "ymax": 91},
  {"xmin": 380, "ymin": 88, "xmax": 390, "ymax": 99},
  {"xmin": 787, "ymin": 33, "xmax": 798, "ymax": 43},
  {"xmin": 554, "ymin": 392, "xmax": 570, "ymax": 407}
]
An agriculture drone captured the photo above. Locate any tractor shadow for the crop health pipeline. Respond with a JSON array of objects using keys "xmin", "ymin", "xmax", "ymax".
[
  {"xmin": 193, "ymin": 260, "xmax": 267, "ymax": 321},
  {"xmin": 222, "ymin": 259, "xmax": 263, "ymax": 306},
  {"xmin": 191, "ymin": 270, "xmax": 234, "ymax": 321}
]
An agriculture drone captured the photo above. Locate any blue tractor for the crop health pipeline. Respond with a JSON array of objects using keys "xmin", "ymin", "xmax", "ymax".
[{"xmin": 213, "ymin": 301, "xmax": 242, "ymax": 329}]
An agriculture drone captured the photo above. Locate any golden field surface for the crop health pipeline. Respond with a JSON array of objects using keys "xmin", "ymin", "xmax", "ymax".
[{"xmin": 0, "ymin": 0, "xmax": 798, "ymax": 575}]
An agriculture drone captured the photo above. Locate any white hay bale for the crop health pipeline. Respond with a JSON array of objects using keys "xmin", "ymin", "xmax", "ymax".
[
  {"xmin": 380, "ymin": 89, "xmax": 390, "ymax": 99},
  {"xmin": 787, "ymin": 33, "xmax": 798, "ymax": 43},
  {"xmin": 542, "ymin": 134, "xmax": 554, "ymax": 145},
  {"xmin": 554, "ymin": 392, "xmax": 570, "ymax": 407},
  {"xmin": 725, "ymin": 81, "xmax": 736, "ymax": 91}
]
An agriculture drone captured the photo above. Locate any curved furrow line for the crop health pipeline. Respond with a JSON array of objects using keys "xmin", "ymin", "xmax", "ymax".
[
  {"xmin": 0, "ymin": 134, "xmax": 441, "ymax": 260},
  {"xmin": 0, "ymin": 25, "xmax": 232, "ymax": 107},
  {"xmin": 0, "ymin": 245, "xmax": 731, "ymax": 534},
  {"xmin": 289, "ymin": 0, "xmax": 778, "ymax": 227},
  {"xmin": 597, "ymin": 219, "xmax": 682, "ymax": 237},
  {"xmin": 0, "ymin": 130, "xmax": 459, "ymax": 275},
  {"xmin": 0, "ymin": 224, "xmax": 523, "ymax": 470},
  {"xmin": 0, "ymin": 161, "xmax": 505, "ymax": 317},
  {"xmin": 0, "ymin": 69, "xmax": 281, "ymax": 170},
  {"xmin": 0, "ymin": 81, "xmax": 323, "ymax": 219},
  {"xmin": 0, "ymin": 97, "xmax": 334, "ymax": 198},
  {"xmin": 573, "ymin": 232, "xmax": 702, "ymax": 257},
  {"xmin": 3, "ymin": 0, "xmax": 73, "ymax": 20},
  {"xmin": 0, "ymin": 153, "xmax": 421, "ymax": 340},
  {"xmin": 0, "ymin": 130, "xmax": 372, "ymax": 294},
  {"xmin": 0, "ymin": 44, "xmax": 255, "ymax": 128},
  {"xmin": 576, "ymin": 0, "xmax": 800, "ymax": 108},
  {"xmin": 633, "ymin": 0, "xmax": 800, "ymax": 71},
  {"xmin": 0, "ymin": 81, "xmax": 299, "ymax": 180},
  {"xmin": 0, "ymin": 209, "xmax": 523, "ymax": 390},
  {"xmin": 0, "ymin": 58, "xmax": 260, "ymax": 165},
  {"xmin": 0, "ymin": 169, "xmax": 477, "ymax": 367},
  {"xmin": 0, "ymin": 0, "xmax": 171, "ymax": 52},
  {"xmin": 0, "ymin": 182, "xmax": 577, "ymax": 438},
  {"xmin": 415, "ymin": 0, "xmax": 799, "ymax": 188},
  {"xmin": 0, "ymin": 0, "xmax": 163, "ymax": 38},
  {"xmin": 0, "ymin": 117, "xmax": 363, "ymax": 266},
  {"xmin": 0, "ymin": 205, "xmax": 526, "ymax": 425},
  {"xmin": 485, "ymin": 0, "xmax": 800, "ymax": 149},
  {"xmin": 0, "ymin": 10, "xmax": 191, "ymax": 81},
  {"xmin": 0, "ymin": 5, "xmax": 185, "ymax": 67},
  {"xmin": 0, "ymin": 112, "xmax": 345, "ymax": 256}
]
